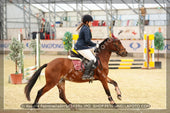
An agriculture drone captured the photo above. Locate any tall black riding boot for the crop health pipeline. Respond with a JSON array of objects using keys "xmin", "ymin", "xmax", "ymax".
[{"xmin": 82, "ymin": 60, "xmax": 94, "ymax": 80}]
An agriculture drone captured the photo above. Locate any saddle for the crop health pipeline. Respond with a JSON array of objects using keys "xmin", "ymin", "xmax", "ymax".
[
  {"xmin": 68, "ymin": 49, "xmax": 102, "ymax": 82},
  {"xmin": 68, "ymin": 49, "xmax": 86, "ymax": 71},
  {"xmin": 68, "ymin": 48, "xmax": 99, "ymax": 71}
]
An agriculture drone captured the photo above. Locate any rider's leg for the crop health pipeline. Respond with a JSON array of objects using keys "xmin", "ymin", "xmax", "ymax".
[
  {"xmin": 78, "ymin": 49, "xmax": 96, "ymax": 62},
  {"xmin": 83, "ymin": 60, "xmax": 95, "ymax": 80},
  {"xmin": 77, "ymin": 49, "xmax": 96, "ymax": 80}
]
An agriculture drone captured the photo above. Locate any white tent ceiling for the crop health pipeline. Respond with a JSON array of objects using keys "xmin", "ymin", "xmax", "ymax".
[{"xmin": 32, "ymin": 4, "xmax": 165, "ymax": 12}]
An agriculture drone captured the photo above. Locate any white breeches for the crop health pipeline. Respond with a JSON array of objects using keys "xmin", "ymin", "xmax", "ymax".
[{"xmin": 77, "ymin": 48, "xmax": 96, "ymax": 62}]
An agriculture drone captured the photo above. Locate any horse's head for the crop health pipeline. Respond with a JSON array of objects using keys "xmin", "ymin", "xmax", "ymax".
[
  {"xmin": 110, "ymin": 38, "xmax": 128, "ymax": 57},
  {"xmin": 99, "ymin": 37, "xmax": 128, "ymax": 57}
]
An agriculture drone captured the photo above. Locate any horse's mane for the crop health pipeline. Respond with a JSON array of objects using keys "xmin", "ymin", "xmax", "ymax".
[
  {"xmin": 99, "ymin": 35, "xmax": 119, "ymax": 49},
  {"xmin": 99, "ymin": 38, "xmax": 109, "ymax": 48}
]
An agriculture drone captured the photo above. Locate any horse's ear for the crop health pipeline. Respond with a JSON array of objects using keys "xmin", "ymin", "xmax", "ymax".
[{"xmin": 111, "ymin": 33, "xmax": 118, "ymax": 39}]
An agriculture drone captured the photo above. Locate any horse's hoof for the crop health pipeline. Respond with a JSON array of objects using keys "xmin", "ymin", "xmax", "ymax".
[
  {"xmin": 70, "ymin": 107, "xmax": 77, "ymax": 111},
  {"xmin": 112, "ymin": 103, "xmax": 118, "ymax": 109},
  {"xmin": 68, "ymin": 104, "xmax": 77, "ymax": 111},
  {"xmin": 117, "ymin": 95, "xmax": 122, "ymax": 100},
  {"xmin": 32, "ymin": 104, "xmax": 38, "ymax": 108},
  {"xmin": 113, "ymin": 103, "xmax": 117, "ymax": 106}
]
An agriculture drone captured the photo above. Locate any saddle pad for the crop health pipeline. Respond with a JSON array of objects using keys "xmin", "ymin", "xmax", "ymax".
[{"xmin": 72, "ymin": 60, "xmax": 85, "ymax": 71}]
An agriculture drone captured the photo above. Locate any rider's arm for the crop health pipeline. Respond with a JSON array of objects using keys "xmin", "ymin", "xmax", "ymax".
[{"xmin": 84, "ymin": 28, "xmax": 96, "ymax": 47}]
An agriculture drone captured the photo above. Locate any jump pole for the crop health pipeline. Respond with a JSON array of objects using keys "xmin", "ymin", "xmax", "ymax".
[
  {"xmin": 109, "ymin": 63, "xmax": 143, "ymax": 66},
  {"xmin": 109, "ymin": 67, "xmax": 142, "ymax": 69},
  {"xmin": 109, "ymin": 59, "xmax": 144, "ymax": 62},
  {"xmin": 23, "ymin": 33, "xmax": 40, "ymax": 82},
  {"xmin": 36, "ymin": 33, "xmax": 40, "ymax": 68},
  {"xmin": 18, "ymin": 33, "xmax": 24, "ymax": 78}
]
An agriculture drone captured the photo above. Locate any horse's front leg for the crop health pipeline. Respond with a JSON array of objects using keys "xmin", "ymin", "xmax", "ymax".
[
  {"xmin": 100, "ymin": 78, "xmax": 117, "ymax": 107},
  {"xmin": 107, "ymin": 77, "xmax": 122, "ymax": 100}
]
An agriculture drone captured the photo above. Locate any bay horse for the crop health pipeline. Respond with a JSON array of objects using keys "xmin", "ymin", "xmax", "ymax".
[{"xmin": 25, "ymin": 37, "xmax": 128, "ymax": 109}]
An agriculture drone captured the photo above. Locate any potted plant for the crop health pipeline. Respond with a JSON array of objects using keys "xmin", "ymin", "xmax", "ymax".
[
  {"xmin": 8, "ymin": 38, "xmax": 24, "ymax": 84},
  {"xmin": 154, "ymin": 31, "xmax": 164, "ymax": 69},
  {"xmin": 62, "ymin": 32, "xmax": 72, "ymax": 55}
]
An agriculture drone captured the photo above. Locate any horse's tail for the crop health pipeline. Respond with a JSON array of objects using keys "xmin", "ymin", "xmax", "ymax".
[{"xmin": 24, "ymin": 64, "xmax": 47, "ymax": 101}]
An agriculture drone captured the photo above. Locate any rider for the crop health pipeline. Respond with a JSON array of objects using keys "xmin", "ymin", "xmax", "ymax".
[{"xmin": 74, "ymin": 14, "xmax": 97, "ymax": 80}]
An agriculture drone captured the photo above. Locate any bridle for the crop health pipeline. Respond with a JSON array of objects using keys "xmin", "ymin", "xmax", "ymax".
[
  {"xmin": 95, "ymin": 37, "xmax": 126, "ymax": 55},
  {"xmin": 109, "ymin": 38, "xmax": 126, "ymax": 54}
]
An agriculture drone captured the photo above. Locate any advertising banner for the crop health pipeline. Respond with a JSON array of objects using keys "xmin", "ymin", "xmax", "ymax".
[{"xmin": 1, "ymin": 40, "xmax": 170, "ymax": 53}]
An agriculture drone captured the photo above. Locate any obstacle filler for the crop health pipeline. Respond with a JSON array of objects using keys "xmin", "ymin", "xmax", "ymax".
[
  {"xmin": 24, "ymin": 66, "xmax": 38, "ymax": 79},
  {"xmin": 109, "ymin": 34, "xmax": 155, "ymax": 69},
  {"xmin": 22, "ymin": 33, "xmax": 41, "ymax": 83}
]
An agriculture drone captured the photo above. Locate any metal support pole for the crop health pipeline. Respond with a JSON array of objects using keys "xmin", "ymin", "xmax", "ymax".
[
  {"xmin": 0, "ymin": 0, "xmax": 7, "ymax": 40},
  {"xmin": 23, "ymin": 0, "xmax": 31, "ymax": 40},
  {"xmin": 54, "ymin": 2, "xmax": 56, "ymax": 39},
  {"xmin": 110, "ymin": 0, "xmax": 113, "ymax": 35},
  {"xmin": 61, "ymin": 0, "xmax": 82, "ymax": 16},
  {"xmin": 66, "ymin": 12, "xmax": 68, "ymax": 27},
  {"xmin": 138, "ymin": 3, "xmax": 141, "ymax": 39},
  {"xmin": 0, "ymin": 1, "xmax": 2, "ymax": 40},
  {"xmin": 105, "ymin": 0, "xmax": 109, "ymax": 37},
  {"xmin": 48, "ymin": 0, "xmax": 52, "ymax": 39},
  {"xmin": 76, "ymin": 0, "xmax": 79, "ymax": 24},
  {"xmin": 28, "ymin": 0, "xmax": 31, "ymax": 39},
  {"xmin": 23, "ymin": 1, "xmax": 27, "ymax": 39},
  {"xmin": 81, "ymin": 0, "xmax": 83, "ymax": 15},
  {"xmin": 138, "ymin": 0, "xmax": 145, "ymax": 39},
  {"xmin": 5, "ymin": 0, "xmax": 7, "ymax": 39}
]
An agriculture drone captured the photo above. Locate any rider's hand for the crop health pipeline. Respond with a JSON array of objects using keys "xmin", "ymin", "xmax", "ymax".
[{"xmin": 94, "ymin": 47, "xmax": 99, "ymax": 53}]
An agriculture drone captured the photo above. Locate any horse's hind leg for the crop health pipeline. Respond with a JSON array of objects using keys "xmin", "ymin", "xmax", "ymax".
[
  {"xmin": 32, "ymin": 82, "xmax": 56, "ymax": 108},
  {"xmin": 107, "ymin": 77, "xmax": 122, "ymax": 100},
  {"xmin": 56, "ymin": 80, "xmax": 75, "ymax": 110}
]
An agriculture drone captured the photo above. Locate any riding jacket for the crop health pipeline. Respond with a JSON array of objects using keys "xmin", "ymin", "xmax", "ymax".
[{"xmin": 74, "ymin": 25, "xmax": 96, "ymax": 50}]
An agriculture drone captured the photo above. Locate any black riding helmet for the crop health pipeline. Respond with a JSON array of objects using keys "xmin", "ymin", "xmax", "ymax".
[{"xmin": 82, "ymin": 14, "xmax": 93, "ymax": 23}]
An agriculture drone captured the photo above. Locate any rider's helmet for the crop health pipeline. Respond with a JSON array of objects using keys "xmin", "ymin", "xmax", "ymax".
[{"xmin": 82, "ymin": 14, "xmax": 93, "ymax": 24}]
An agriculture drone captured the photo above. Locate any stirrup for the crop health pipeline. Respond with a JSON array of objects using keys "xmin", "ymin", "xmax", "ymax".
[{"xmin": 82, "ymin": 74, "xmax": 91, "ymax": 80}]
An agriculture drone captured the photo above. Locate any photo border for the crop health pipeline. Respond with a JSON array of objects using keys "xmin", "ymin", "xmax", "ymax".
[{"xmin": 1, "ymin": 0, "xmax": 170, "ymax": 113}]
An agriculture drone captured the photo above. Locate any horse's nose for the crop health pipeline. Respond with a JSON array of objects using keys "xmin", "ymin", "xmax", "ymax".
[
  {"xmin": 122, "ymin": 51, "xmax": 128, "ymax": 56},
  {"xmin": 125, "ymin": 51, "xmax": 128, "ymax": 55}
]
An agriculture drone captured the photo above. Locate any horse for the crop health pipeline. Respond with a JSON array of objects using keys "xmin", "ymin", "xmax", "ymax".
[{"xmin": 24, "ymin": 37, "xmax": 128, "ymax": 110}]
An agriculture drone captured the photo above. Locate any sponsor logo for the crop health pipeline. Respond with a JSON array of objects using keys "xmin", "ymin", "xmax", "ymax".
[
  {"xmin": 129, "ymin": 42, "xmax": 141, "ymax": 51},
  {"xmin": 164, "ymin": 44, "xmax": 170, "ymax": 50},
  {"xmin": 0, "ymin": 43, "xmax": 10, "ymax": 48},
  {"xmin": 26, "ymin": 43, "xmax": 64, "ymax": 49}
]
